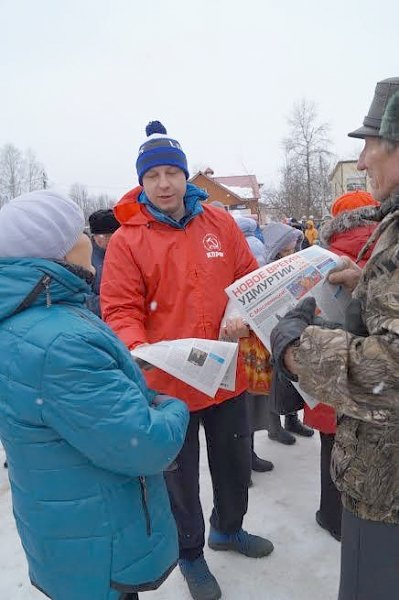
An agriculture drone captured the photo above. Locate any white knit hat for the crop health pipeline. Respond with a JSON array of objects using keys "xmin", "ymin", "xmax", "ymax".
[{"xmin": 0, "ymin": 190, "xmax": 85, "ymax": 259}]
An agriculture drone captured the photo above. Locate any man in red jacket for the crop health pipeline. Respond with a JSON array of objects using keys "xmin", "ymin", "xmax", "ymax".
[{"xmin": 101, "ymin": 121, "xmax": 273, "ymax": 600}]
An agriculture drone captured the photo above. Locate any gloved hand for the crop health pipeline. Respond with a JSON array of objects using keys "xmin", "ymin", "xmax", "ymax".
[{"xmin": 270, "ymin": 297, "xmax": 317, "ymax": 380}]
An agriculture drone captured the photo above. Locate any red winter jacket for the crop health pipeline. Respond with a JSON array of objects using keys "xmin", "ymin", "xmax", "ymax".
[
  {"xmin": 304, "ymin": 207, "xmax": 377, "ymax": 433},
  {"xmin": 101, "ymin": 186, "xmax": 258, "ymax": 412},
  {"xmin": 319, "ymin": 207, "xmax": 378, "ymax": 268}
]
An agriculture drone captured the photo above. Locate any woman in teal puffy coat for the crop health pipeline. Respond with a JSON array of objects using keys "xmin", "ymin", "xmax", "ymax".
[{"xmin": 0, "ymin": 190, "xmax": 189, "ymax": 600}]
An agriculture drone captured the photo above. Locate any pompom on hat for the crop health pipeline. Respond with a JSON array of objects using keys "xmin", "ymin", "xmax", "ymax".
[
  {"xmin": 0, "ymin": 190, "xmax": 85, "ymax": 259},
  {"xmin": 331, "ymin": 190, "xmax": 380, "ymax": 217},
  {"xmin": 136, "ymin": 120, "xmax": 189, "ymax": 185}
]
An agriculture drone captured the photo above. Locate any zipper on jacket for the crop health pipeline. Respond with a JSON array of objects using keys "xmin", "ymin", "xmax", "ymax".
[
  {"xmin": 183, "ymin": 227, "xmax": 208, "ymax": 337},
  {"xmin": 139, "ymin": 476, "xmax": 152, "ymax": 536},
  {"xmin": 61, "ymin": 306, "xmax": 153, "ymax": 537},
  {"xmin": 10, "ymin": 273, "xmax": 53, "ymax": 317},
  {"xmin": 43, "ymin": 275, "xmax": 52, "ymax": 308}
]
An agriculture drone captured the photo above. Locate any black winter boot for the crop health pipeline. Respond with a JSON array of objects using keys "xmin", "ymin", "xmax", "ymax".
[
  {"xmin": 251, "ymin": 434, "xmax": 274, "ymax": 472},
  {"xmin": 267, "ymin": 411, "xmax": 296, "ymax": 445},
  {"xmin": 251, "ymin": 451, "xmax": 274, "ymax": 472},
  {"xmin": 284, "ymin": 413, "xmax": 314, "ymax": 437}
]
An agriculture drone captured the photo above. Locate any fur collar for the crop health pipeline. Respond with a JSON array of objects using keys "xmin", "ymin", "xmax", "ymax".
[
  {"xmin": 320, "ymin": 206, "xmax": 377, "ymax": 247},
  {"xmin": 54, "ymin": 261, "xmax": 95, "ymax": 285}
]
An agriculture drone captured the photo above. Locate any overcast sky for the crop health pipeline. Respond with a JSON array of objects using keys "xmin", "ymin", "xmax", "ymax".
[{"xmin": 1, "ymin": 0, "xmax": 398, "ymax": 198}]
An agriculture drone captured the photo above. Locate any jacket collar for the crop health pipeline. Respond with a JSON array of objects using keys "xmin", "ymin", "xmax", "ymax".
[
  {"xmin": 361, "ymin": 193, "xmax": 399, "ymax": 222},
  {"xmin": 356, "ymin": 193, "xmax": 399, "ymax": 263},
  {"xmin": 114, "ymin": 183, "xmax": 208, "ymax": 229},
  {"xmin": 319, "ymin": 206, "xmax": 377, "ymax": 247},
  {"xmin": 0, "ymin": 258, "xmax": 90, "ymax": 322}
]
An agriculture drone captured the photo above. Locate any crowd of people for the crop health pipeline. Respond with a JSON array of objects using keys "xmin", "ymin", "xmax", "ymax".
[{"xmin": 0, "ymin": 76, "xmax": 398, "ymax": 600}]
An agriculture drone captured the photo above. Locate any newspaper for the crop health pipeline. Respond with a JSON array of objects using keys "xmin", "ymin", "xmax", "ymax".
[
  {"xmin": 225, "ymin": 246, "xmax": 352, "ymax": 408},
  {"xmin": 131, "ymin": 338, "xmax": 238, "ymax": 398}
]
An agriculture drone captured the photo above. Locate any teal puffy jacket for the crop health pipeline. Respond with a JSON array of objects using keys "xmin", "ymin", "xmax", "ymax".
[{"xmin": 0, "ymin": 258, "xmax": 189, "ymax": 600}]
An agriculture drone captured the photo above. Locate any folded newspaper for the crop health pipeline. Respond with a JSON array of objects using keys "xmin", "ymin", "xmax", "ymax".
[
  {"xmin": 131, "ymin": 338, "xmax": 239, "ymax": 398},
  {"xmin": 224, "ymin": 246, "xmax": 352, "ymax": 408}
]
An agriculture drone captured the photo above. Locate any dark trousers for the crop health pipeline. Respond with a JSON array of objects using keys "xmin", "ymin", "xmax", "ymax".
[
  {"xmin": 165, "ymin": 393, "xmax": 251, "ymax": 560},
  {"xmin": 319, "ymin": 432, "xmax": 342, "ymax": 536},
  {"xmin": 339, "ymin": 508, "xmax": 399, "ymax": 600},
  {"xmin": 120, "ymin": 594, "xmax": 138, "ymax": 599}
]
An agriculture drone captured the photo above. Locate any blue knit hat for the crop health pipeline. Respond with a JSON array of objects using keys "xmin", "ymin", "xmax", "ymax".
[{"xmin": 136, "ymin": 120, "xmax": 189, "ymax": 185}]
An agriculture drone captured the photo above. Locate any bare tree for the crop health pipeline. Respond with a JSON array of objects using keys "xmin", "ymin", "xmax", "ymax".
[
  {"xmin": 280, "ymin": 99, "xmax": 333, "ymax": 218},
  {"xmin": 0, "ymin": 144, "xmax": 24, "ymax": 204},
  {"xmin": 0, "ymin": 144, "xmax": 47, "ymax": 207},
  {"xmin": 69, "ymin": 183, "xmax": 92, "ymax": 222},
  {"xmin": 69, "ymin": 184, "xmax": 115, "ymax": 222},
  {"xmin": 25, "ymin": 148, "xmax": 45, "ymax": 192},
  {"xmin": 95, "ymin": 193, "xmax": 115, "ymax": 210},
  {"xmin": 260, "ymin": 184, "xmax": 285, "ymax": 220},
  {"xmin": 261, "ymin": 157, "xmax": 309, "ymax": 220}
]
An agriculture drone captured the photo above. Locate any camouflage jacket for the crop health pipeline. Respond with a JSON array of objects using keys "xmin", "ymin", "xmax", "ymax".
[{"xmin": 294, "ymin": 196, "xmax": 399, "ymax": 523}]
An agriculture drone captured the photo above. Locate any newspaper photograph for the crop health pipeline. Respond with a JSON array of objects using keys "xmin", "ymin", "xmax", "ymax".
[
  {"xmin": 225, "ymin": 246, "xmax": 352, "ymax": 408},
  {"xmin": 131, "ymin": 338, "xmax": 238, "ymax": 398}
]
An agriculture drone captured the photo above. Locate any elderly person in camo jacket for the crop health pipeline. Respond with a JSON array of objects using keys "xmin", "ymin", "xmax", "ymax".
[{"xmin": 271, "ymin": 77, "xmax": 399, "ymax": 600}]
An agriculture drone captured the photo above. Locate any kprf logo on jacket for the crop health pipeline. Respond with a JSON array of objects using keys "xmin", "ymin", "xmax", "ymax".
[{"xmin": 203, "ymin": 233, "xmax": 224, "ymax": 258}]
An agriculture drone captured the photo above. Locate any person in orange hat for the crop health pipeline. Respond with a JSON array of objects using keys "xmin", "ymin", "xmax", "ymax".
[
  {"xmin": 322, "ymin": 190, "xmax": 381, "ymax": 266},
  {"xmin": 331, "ymin": 190, "xmax": 380, "ymax": 218}
]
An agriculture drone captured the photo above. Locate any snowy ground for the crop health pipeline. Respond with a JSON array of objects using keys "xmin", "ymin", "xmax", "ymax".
[{"xmin": 0, "ymin": 423, "xmax": 340, "ymax": 600}]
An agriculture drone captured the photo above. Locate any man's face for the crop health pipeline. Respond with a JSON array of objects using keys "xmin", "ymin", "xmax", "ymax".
[
  {"xmin": 357, "ymin": 137, "xmax": 399, "ymax": 201},
  {"xmin": 142, "ymin": 166, "xmax": 187, "ymax": 216},
  {"xmin": 93, "ymin": 233, "xmax": 113, "ymax": 250}
]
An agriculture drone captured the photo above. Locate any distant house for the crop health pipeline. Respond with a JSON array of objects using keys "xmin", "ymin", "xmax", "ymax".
[
  {"xmin": 214, "ymin": 174, "xmax": 260, "ymax": 203},
  {"xmin": 330, "ymin": 160, "xmax": 371, "ymax": 199},
  {"xmin": 189, "ymin": 169, "xmax": 261, "ymax": 218}
]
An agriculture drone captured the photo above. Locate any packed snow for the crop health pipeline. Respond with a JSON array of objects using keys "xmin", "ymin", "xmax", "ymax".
[
  {"xmin": 222, "ymin": 185, "xmax": 254, "ymax": 200},
  {"xmin": 0, "ymin": 421, "xmax": 340, "ymax": 599}
]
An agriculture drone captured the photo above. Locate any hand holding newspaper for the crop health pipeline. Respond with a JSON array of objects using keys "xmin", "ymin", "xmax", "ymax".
[
  {"xmin": 224, "ymin": 246, "xmax": 352, "ymax": 408},
  {"xmin": 131, "ymin": 338, "xmax": 239, "ymax": 398}
]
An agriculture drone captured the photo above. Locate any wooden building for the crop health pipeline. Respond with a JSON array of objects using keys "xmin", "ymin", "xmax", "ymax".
[{"xmin": 190, "ymin": 170, "xmax": 261, "ymax": 218}]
